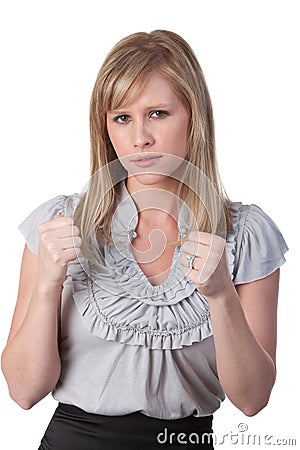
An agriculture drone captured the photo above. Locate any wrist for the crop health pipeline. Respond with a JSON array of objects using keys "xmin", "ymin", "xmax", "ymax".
[
  {"xmin": 34, "ymin": 278, "xmax": 64, "ymax": 297},
  {"xmin": 206, "ymin": 277, "xmax": 237, "ymax": 304}
]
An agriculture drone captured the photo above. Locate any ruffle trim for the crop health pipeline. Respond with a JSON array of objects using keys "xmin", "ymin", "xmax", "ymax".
[
  {"xmin": 226, "ymin": 201, "xmax": 243, "ymax": 281},
  {"xmin": 102, "ymin": 244, "xmax": 198, "ymax": 305},
  {"xmin": 226, "ymin": 201, "xmax": 288, "ymax": 285},
  {"xmin": 57, "ymin": 188, "xmax": 213, "ymax": 350},
  {"xmin": 69, "ymin": 258, "xmax": 213, "ymax": 350},
  {"xmin": 20, "ymin": 192, "xmax": 287, "ymax": 350},
  {"xmin": 68, "ymin": 200, "xmax": 244, "ymax": 350}
]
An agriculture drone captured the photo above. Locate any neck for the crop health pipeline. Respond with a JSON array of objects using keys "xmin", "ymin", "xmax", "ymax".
[{"xmin": 126, "ymin": 177, "xmax": 182, "ymax": 226}]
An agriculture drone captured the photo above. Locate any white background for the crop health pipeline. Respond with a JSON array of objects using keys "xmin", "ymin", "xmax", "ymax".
[{"xmin": 0, "ymin": 1, "xmax": 298, "ymax": 448}]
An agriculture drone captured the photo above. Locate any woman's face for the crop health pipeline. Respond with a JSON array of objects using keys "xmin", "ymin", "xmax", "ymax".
[{"xmin": 106, "ymin": 72, "xmax": 190, "ymax": 191}]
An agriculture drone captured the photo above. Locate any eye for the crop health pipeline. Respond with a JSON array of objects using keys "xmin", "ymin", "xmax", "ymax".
[
  {"xmin": 113, "ymin": 114, "xmax": 131, "ymax": 124},
  {"xmin": 150, "ymin": 110, "xmax": 169, "ymax": 119}
]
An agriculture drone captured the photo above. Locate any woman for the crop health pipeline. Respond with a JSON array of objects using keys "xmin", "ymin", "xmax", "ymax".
[{"xmin": 1, "ymin": 30, "xmax": 288, "ymax": 449}]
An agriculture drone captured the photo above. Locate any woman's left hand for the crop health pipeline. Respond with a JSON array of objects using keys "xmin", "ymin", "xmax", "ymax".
[{"xmin": 180, "ymin": 231, "xmax": 232, "ymax": 298}]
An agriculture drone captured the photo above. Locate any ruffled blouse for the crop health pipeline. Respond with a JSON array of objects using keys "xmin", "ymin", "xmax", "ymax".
[{"xmin": 18, "ymin": 183, "xmax": 288, "ymax": 419}]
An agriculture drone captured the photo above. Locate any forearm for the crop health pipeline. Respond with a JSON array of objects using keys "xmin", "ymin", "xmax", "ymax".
[
  {"xmin": 208, "ymin": 282, "xmax": 276, "ymax": 416},
  {"xmin": 1, "ymin": 284, "xmax": 62, "ymax": 409}
]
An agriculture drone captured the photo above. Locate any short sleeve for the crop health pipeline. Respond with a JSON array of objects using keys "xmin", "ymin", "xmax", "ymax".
[
  {"xmin": 233, "ymin": 204, "xmax": 288, "ymax": 285},
  {"xmin": 18, "ymin": 195, "xmax": 70, "ymax": 255}
]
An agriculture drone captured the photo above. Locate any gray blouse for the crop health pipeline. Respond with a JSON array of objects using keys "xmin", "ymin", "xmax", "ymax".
[{"xmin": 19, "ymin": 183, "xmax": 288, "ymax": 419}]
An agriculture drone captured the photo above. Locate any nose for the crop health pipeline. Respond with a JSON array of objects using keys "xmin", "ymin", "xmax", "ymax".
[{"xmin": 133, "ymin": 120, "xmax": 154, "ymax": 149}]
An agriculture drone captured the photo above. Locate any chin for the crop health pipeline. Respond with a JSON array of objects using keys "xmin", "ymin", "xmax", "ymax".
[{"xmin": 131, "ymin": 173, "xmax": 172, "ymax": 187}]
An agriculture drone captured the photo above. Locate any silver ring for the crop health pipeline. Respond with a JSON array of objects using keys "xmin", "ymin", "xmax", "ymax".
[{"xmin": 186, "ymin": 254, "xmax": 196, "ymax": 269}]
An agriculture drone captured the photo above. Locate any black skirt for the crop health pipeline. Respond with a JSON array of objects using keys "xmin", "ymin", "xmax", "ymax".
[{"xmin": 38, "ymin": 403, "xmax": 214, "ymax": 449}]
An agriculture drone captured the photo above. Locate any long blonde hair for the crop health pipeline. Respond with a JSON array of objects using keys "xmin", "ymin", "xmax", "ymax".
[{"xmin": 74, "ymin": 30, "xmax": 232, "ymax": 257}]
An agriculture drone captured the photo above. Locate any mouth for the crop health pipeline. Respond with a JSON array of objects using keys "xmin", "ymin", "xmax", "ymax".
[
  {"xmin": 130, "ymin": 154, "xmax": 163, "ymax": 169},
  {"xmin": 131, "ymin": 154, "xmax": 163, "ymax": 162}
]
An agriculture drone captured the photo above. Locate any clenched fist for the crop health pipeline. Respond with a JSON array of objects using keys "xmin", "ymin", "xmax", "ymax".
[
  {"xmin": 180, "ymin": 231, "xmax": 232, "ymax": 299},
  {"xmin": 37, "ymin": 215, "xmax": 82, "ymax": 289}
]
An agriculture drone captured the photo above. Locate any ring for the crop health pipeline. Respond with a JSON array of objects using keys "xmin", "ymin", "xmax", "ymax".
[{"xmin": 186, "ymin": 254, "xmax": 196, "ymax": 269}]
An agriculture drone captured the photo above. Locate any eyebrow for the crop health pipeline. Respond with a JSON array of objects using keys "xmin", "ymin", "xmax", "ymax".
[{"xmin": 108, "ymin": 103, "xmax": 173, "ymax": 114}]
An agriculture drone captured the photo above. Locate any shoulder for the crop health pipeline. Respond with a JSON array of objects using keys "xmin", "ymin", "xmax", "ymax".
[
  {"xmin": 227, "ymin": 201, "xmax": 288, "ymax": 285},
  {"xmin": 22, "ymin": 193, "xmax": 80, "ymax": 220},
  {"xmin": 19, "ymin": 194, "xmax": 80, "ymax": 255},
  {"xmin": 228, "ymin": 201, "xmax": 287, "ymax": 246}
]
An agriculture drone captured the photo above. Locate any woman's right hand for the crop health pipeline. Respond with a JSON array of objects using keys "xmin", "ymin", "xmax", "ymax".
[
  {"xmin": 37, "ymin": 215, "xmax": 82, "ymax": 289},
  {"xmin": 1, "ymin": 216, "xmax": 80, "ymax": 407}
]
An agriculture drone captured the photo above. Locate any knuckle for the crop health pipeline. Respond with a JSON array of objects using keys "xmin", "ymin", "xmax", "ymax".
[
  {"xmin": 72, "ymin": 225, "xmax": 80, "ymax": 236},
  {"xmin": 38, "ymin": 222, "xmax": 48, "ymax": 236},
  {"xmin": 51, "ymin": 251, "xmax": 61, "ymax": 264},
  {"xmin": 46, "ymin": 241, "xmax": 58, "ymax": 254},
  {"xmin": 40, "ymin": 230, "xmax": 49, "ymax": 243},
  {"xmin": 70, "ymin": 236, "xmax": 81, "ymax": 248},
  {"xmin": 76, "ymin": 236, "xmax": 82, "ymax": 247},
  {"xmin": 65, "ymin": 217, "xmax": 74, "ymax": 225},
  {"xmin": 214, "ymin": 235, "xmax": 225, "ymax": 246}
]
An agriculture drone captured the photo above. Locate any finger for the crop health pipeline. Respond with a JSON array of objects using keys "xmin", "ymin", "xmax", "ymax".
[
  {"xmin": 51, "ymin": 247, "xmax": 82, "ymax": 266},
  {"xmin": 182, "ymin": 265, "xmax": 201, "ymax": 284},
  {"xmin": 53, "ymin": 225, "xmax": 80, "ymax": 238},
  {"xmin": 180, "ymin": 252, "xmax": 203, "ymax": 270},
  {"xmin": 181, "ymin": 239, "xmax": 204, "ymax": 256},
  {"xmin": 185, "ymin": 231, "xmax": 214, "ymax": 246},
  {"xmin": 184, "ymin": 263, "xmax": 216, "ymax": 285},
  {"xmin": 39, "ymin": 216, "xmax": 74, "ymax": 233},
  {"xmin": 53, "ymin": 214, "xmax": 73, "ymax": 224},
  {"xmin": 39, "ymin": 225, "xmax": 80, "ymax": 242},
  {"xmin": 62, "ymin": 247, "xmax": 82, "ymax": 262},
  {"xmin": 183, "ymin": 233, "xmax": 225, "ymax": 254},
  {"xmin": 60, "ymin": 236, "xmax": 82, "ymax": 250},
  {"xmin": 43, "ymin": 235, "xmax": 82, "ymax": 254},
  {"xmin": 183, "ymin": 249, "xmax": 225, "ymax": 283}
]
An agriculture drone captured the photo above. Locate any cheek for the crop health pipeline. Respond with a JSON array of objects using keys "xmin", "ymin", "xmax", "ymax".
[
  {"xmin": 106, "ymin": 122, "xmax": 116, "ymax": 145},
  {"xmin": 171, "ymin": 121, "xmax": 189, "ymax": 156},
  {"xmin": 107, "ymin": 126, "xmax": 123, "ymax": 153},
  {"xmin": 106, "ymin": 128, "xmax": 132, "ymax": 164}
]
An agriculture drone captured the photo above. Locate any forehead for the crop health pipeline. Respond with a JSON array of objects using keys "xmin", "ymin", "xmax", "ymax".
[{"xmin": 112, "ymin": 72, "xmax": 182, "ymax": 110}]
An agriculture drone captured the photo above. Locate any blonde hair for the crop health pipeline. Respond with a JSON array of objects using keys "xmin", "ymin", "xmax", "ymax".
[{"xmin": 74, "ymin": 30, "xmax": 232, "ymax": 257}]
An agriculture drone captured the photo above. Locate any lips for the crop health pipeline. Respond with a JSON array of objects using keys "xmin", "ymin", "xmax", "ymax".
[
  {"xmin": 130, "ymin": 154, "xmax": 163, "ymax": 169},
  {"xmin": 131, "ymin": 154, "xmax": 162, "ymax": 162}
]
